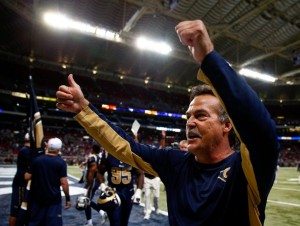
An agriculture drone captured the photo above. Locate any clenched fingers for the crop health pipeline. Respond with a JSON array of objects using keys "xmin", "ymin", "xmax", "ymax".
[
  {"xmin": 175, "ymin": 20, "xmax": 205, "ymax": 46},
  {"xmin": 56, "ymin": 90, "xmax": 73, "ymax": 100},
  {"xmin": 56, "ymin": 99, "xmax": 74, "ymax": 106},
  {"xmin": 58, "ymin": 85, "xmax": 71, "ymax": 93}
]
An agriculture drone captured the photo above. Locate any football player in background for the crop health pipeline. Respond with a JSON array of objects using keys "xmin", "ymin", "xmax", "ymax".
[
  {"xmin": 91, "ymin": 153, "xmax": 144, "ymax": 226},
  {"xmin": 9, "ymin": 133, "xmax": 31, "ymax": 226},
  {"xmin": 82, "ymin": 144, "xmax": 106, "ymax": 226}
]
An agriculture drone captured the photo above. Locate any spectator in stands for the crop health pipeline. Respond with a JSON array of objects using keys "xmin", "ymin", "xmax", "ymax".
[
  {"xmin": 27, "ymin": 137, "xmax": 71, "ymax": 226},
  {"xmin": 9, "ymin": 133, "xmax": 31, "ymax": 226},
  {"xmin": 56, "ymin": 19, "xmax": 279, "ymax": 225}
]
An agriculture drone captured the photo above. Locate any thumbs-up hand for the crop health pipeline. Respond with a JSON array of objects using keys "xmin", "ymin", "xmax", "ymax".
[{"xmin": 56, "ymin": 74, "xmax": 89, "ymax": 113}]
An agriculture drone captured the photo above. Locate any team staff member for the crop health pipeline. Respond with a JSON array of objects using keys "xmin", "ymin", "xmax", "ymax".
[
  {"xmin": 143, "ymin": 130, "xmax": 165, "ymax": 220},
  {"xmin": 9, "ymin": 133, "xmax": 31, "ymax": 226},
  {"xmin": 27, "ymin": 138, "xmax": 71, "ymax": 226},
  {"xmin": 143, "ymin": 173, "xmax": 160, "ymax": 220},
  {"xmin": 56, "ymin": 20, "xmax": 279, "ymax": 226}
]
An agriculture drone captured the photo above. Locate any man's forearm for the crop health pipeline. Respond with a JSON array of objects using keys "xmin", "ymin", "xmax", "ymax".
[
  {"xmin": 61, "ymin": 177, "xmax": 70, "ymax": 201},
  {"xmin": 74, "ymin": 105, "xmax": 158, "ymax": 176},
  {"xmin": 62, "ymin": 182, "xmax": 69, "ymax": 194},
  {"xmin": 137, "ymin": 171, "xmax": 144, "ymax": 189}
]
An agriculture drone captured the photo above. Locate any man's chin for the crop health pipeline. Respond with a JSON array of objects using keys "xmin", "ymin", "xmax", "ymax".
[
  {"xmin": 187, "ymin": 140, "xmax": 203, "ymax": 151},
  {"xmin": 187, "ymin": 144, "xmax": 197, "ymax": 153}
]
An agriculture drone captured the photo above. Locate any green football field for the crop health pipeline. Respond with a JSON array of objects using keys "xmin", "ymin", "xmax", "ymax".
[{"xmin": 68, "ymin": 166, "xmax": 300, "ymax": 225}]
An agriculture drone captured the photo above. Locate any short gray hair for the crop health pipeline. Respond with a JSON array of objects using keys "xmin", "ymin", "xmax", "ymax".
[{"xmin": 190, "ymin": 85, "xmax": 229, "ymax": 123}]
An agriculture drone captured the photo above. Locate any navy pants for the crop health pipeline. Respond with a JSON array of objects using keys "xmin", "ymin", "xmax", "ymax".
[{"xmin": 28, "ymin": 201, "xmax": 62, "ymax": 226}]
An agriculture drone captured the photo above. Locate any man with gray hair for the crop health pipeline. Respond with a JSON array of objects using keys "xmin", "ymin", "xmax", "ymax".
[
  {"xmin": 56, "ymin": 19, "xmax": 279, "ymax": 226},
  {"xmin": 27, "ymin": 137, "xmax": 71, "ymax": 226}
]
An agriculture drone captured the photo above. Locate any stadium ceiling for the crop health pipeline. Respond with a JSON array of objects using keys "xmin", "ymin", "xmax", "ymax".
[{"xmin": 0, "ymin": 0, "xmax": 299, "ymax": 99}]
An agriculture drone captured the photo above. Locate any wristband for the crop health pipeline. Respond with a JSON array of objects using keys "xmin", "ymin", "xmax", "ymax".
[
  {"xmin": 65, "ymin": 195, "xmax": 70, "ymax": 202},
  {"xmin": 82, "ymin": 188, "xmax": 88, "ymax": 196},
  {"xmin": 99, "ymin": 183, "xmax": 107, "ymax": 191}
]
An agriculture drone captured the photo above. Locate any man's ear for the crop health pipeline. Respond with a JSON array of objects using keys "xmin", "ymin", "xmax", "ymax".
[{"xmin": 223, "ymin": 121, "xmax": 232, "ymax": 133}]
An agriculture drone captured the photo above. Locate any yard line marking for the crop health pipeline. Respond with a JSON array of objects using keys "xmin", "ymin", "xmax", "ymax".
[
  {"xmin": 268, "ymin": 200, "xmax": 300, "ymax": 207},
  {"xmin": 0, "ymin": 176, "xmax": 14, "ymax": 178},
  {"xmin": 277, "ymin": 181, "xmax": 299, "ymax": 185},
  {"xmin": 272, "ymin": 187, "xmax": 300, "ymax": 192},
  {"xmin": 287, "ymin": 178, "xmax": 299, "ymax": 182},
  {"xmin": 0, "ymin": 186, "xmax": 85, "ymax": 196},
  {"xmin": 67, "ymin": 174, "xmax": 79, "ymax": 181},
  {"xmin": 0, "ymin": 181, "xmax": 12, "ymax": 185},
  {"xmin": 61, "ymin": 186, "xmax": 86, "ymax": 196},
  {"xmin": 0, "ymin": 187, "xmax": 12, "ymax": 195},
  {"xmin": 138, "ymin": 202, "xmax": 168, "ymax": 216}
]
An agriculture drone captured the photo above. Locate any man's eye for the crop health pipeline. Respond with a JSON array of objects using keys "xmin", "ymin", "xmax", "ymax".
[{"xmin": 196, "ymin": 114, "xmax": 206, "ymax": 119}]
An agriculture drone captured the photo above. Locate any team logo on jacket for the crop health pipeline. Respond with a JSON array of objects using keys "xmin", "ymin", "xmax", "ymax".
[{"xmin": 218, "ymin": 167, "xmax": 231, "ymax": 182}]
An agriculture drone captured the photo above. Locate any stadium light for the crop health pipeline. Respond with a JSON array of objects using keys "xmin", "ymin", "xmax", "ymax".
[
  {"xmin": 135, "ymin": 36, "xmax": 172, "ymax": 55},
  {"xmin": 239, "ymin": 68, "xmax": 277, "ymax": 83},
  {"xmin": 43, "ymin": 11, "xmax": 121, "ymax": 42},
  {"xmin": 278, "ymin": 136, "xmax": 300, "ymax": 141},
  {"xmin": 286, "ymin": 81, "xmax": 294, "ymax": 85},
  {"xmin": 156, "ymin": 127, "xmax": 181, "ymax": 133}
]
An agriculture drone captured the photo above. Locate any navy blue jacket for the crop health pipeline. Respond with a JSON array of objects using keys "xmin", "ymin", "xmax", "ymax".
[{"xmin": 75, "ymin": 51, "xmax": 279, "ymax": 226}]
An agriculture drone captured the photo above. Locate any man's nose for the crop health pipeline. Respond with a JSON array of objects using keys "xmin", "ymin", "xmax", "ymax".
[{"xmin": 186, "ymin": 117, "xmax": 196, "ymax": 128}]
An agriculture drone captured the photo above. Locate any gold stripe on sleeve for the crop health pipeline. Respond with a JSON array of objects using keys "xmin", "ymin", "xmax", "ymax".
[
  {"xmin": 198, "ymin": 69, "xmax": 261, "ymax": 226},
  {"xmin": 74, "ymin": 106, "xmax": 158, "ymax": 176}
]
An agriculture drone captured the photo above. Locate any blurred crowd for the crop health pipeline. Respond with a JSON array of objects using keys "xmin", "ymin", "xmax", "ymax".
[
  {"xmin": 277, "ymin": 143, "xmax": 300, "ymax": 167},
  {"xmin": 1, "ymin": 128, "xmax": 299, "ymax": 167}
]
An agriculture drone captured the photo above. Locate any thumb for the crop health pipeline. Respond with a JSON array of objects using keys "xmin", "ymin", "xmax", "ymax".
[{"xmin": 68, "ymin": 74, "xmax": 78, "ymax": 87}]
